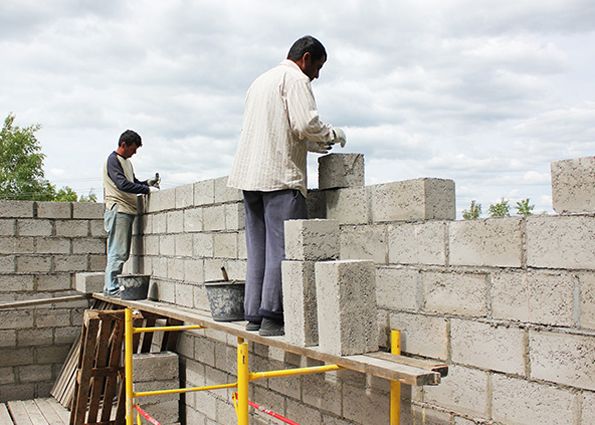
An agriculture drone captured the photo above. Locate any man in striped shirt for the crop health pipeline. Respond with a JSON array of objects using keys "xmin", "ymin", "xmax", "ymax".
[{"xmin": 228, "ymin": 36, "xmax": 346, "ymax": 336}]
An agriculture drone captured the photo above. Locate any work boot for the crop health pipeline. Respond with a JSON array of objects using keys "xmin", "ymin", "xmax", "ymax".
[
  {"xmin": 245, "ymin": 321, "xmax": 261, "ymax": 331},
  {"xmin": 258, "ymin": 318, "xmax": 284, "ymax": 337}
]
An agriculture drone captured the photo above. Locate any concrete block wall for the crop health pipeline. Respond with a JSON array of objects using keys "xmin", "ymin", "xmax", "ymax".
[{"xmin": 0, "ymin": 200, "xmax": 105, "ymax": 401}]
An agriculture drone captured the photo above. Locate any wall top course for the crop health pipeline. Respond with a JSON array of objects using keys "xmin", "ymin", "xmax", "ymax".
[{"xmin": 0, "ymin": 200, "xmax": 35, "ymax": 218}]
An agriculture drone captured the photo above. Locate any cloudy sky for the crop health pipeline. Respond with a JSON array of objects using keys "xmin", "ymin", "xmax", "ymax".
[{"xmin": 2, "ymin": 0, "xmax": 595, "ymax": 215}]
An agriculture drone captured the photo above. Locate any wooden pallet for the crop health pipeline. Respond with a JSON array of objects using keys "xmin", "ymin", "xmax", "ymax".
[{"xmin": 4, "ymin": 398, "xmax": 70, "ymax": 425}]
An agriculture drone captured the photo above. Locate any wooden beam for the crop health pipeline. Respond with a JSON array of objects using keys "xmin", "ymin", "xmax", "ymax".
[{"xmin": 0, "ymin": 294, "xmax": 90, "ymax": 310}]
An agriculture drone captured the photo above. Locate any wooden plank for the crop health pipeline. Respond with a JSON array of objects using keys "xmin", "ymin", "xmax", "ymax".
[
  {"xmin": 86, "ymin": 317, "xmax": 115, "ymax": 424},
  {"xmin": 21, "ymin": 400, "xmax": 49, "ymax": 425},
  {"xmin": 0, "ymin": 403, "xmax": 14, "ymax": 425},
  {"xmin": 7, "ymin": 401, "xmax": 33, "ymax": 425},
  {"xmin": 71, "ymin": 316, "xmax": 99, "ymax": 425},
  {"xmin": 50, "ymin": 335, "xmax": 81, "ymax": 406},
  {"xmin": 140, "ymin": 316, "xmax": 156, "ymax": 353},
  {"xmin": 366, "ymin": 352, "xmax": 449, "ymax": 377},
  {"xmin": 33, "ymin": 399, "xmax": 66, "ymax": 425},
  {"xmin": 100, "ymin": 318, "xmax": 125, "ymax": 424},
  {"xmin": 43, "ymin": 398, "xmax": 70, "ymax": 424},
  {"xmin": 93, "ymin": 294, "xmax": 443, "ymax": 386},
  {"xmin": 0, "ymin": 294, "xmax": 90, "ymax": 310}
]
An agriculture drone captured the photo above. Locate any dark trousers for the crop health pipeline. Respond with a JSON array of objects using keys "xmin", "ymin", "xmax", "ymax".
[{"xmin": 243, "ymin": 189, "xmax": 308, "ymax": 322}]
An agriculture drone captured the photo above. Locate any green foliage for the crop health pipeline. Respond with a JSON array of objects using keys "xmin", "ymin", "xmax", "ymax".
[
  {"xmin": 515, "ymin": 198, "xmax": 534, "ymax": 217},
  {"xmin": 462, "ymin": 200, "xmax": 482, "ymax": 220},
  {"xmin": 53, "ymin": 186, "xmax": 79, "ymax": 202},
  {"xmin": 488, "ymin": 198, "xmax": 510, "ymax": 218},
  {"xmin": 0, "ymin": 114, "xmax": 55, "ymax": 200},
  {"xmin": 78, "ymin": 190, "xmax": 98, "ymax": 203}
]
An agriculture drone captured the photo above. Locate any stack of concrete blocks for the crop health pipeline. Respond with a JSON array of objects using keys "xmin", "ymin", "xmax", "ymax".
[
  {"xmin": 133, "ymin": 352, "xmax": 180, "ymax": 425},
  {"xmin": 75, "ymin": 272, "xmax": 105, "ymax": 293},
  {"xmin": 282, "ymin": 219, "xmax": 340, "ymax": 346}
]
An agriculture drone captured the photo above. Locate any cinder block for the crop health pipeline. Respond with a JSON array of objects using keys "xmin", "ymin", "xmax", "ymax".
[
  {"xmin": 0, "ymin": 219, "xmax": 15, "ymax": 236},
  {"xmin": 237, "ymin": 231, "xmax": 247, "ymax": 259},
  {"xmin": 213, "ymin": 233, "xmax": 237, "ymax": 258},
  {"xmin": 388, "ymin": 221, "xmax": 447, "ymax": 265},
  {"xmin": 37, "ymin": 202, "xmax": 71, "ymax": 218},
  {"xmin": 16, "ymin": 255, "xmax": 51, "ymax": 273},
  {"xmin": 72, "ymin": 202, "xmax": 104, "ymax": 219},
  {"xmin": 193, "ymin": 179, "xmax": 215, "ymax": 206},
  {"xmin": 0, "ymin": 275, "xmax": 34, "ymax": 292},
  {"xmin": 300, "ymin": 373, "xmax": 342, "ymax": 416},
  {"xmin": 224, "ymin": 203, "xmax": 244, "ymax": 230},
  {"xmin": 529, "ymin": 330, "xmax": 595, "ymax": 391},
  {"xmin": 17, "ymin": 328, "xmax": 53, "ymax": 346},
  {"xmin": 55, "ymin": 220, "xmax": 88, "ymax": 237},
  {"xmin": 0, "ymin": 310, "xmax": 34, "ymax": 330},
  {"xmin": 133, "ymin": 351, "xmax": 179, "ymax": 382},
  {"xmin": 152, "ymin": 213, "xmax": 167, "ymax": 234},
  {"xmin": 369, "ymin": 178, "xmax": 455, "ymax": 222},
  {"xmin": 0, "ymin": 201, "xmax": 34, "ymax": 218},
  {"xmin": 75, "ymin": 272, "xmax": 104, "ymax": 293},
  {"xmin": 38, "ymin": 274, "xmax": 70, "ymax": 291},
  {"xmin": 340, "ymin": 224, "xmax": 387, "ymax": 264},
  {"xmin": 175, "ymin": 283, "xmax": 193, "ymax": 307},
  {"xmin": 175, "ymin": 234, "xmax": 193, "ymax": 257},
  {"xmin": 422, "ymin": 271, "xmax": 487, "ymax": 317},
  {"xmin": 341, "ymin": 382, "xmax": 389, "ymax": 424},
  {"xmin": 551, "ymin": 156, "xmax": 595, "ymax": 214},
  {"xmin": 183, "ymin": 258, "xmax": 203, "ymax": 284},
  {"xmin": 492, "ymin": 374, "xmax": 578, "ymax": 425},
  {"xmin": 449, "ymin": 218, "xmax": 523, "ymax": 267},
  {"xmin": 184, "ymin": 208, "xmax": 203, "ymax": 232},
  {"xmin": 17, "ymin": 219, "xmax": 52, "ymax": 237},
  {"xmin": 315, "ymin": 260, "xmax": 378, "ymax": 355},
  {"xmin": 166, "ymin": 210, "xmax": 184, "ymax": 233},
  {"xmin": 527, "ymin": 215, "xmax": 595, "ymax": 269},
  {"xmin": 375, "ymin": 267, "xmax": 419, "ymax": 311},
  {"xmin": 167, "ymin": 258, "xmax": 185, "ymax": 281},
  {"xmin": 72, "ymin": 238, "xmax": 105, "ymax": 254},
  {"xmin": 193, "ymin": 233, "xmax": 213, "ymax": 258},
  {"xmin": 35, "ymin": 309, "xmax": 71, "ymax": 327},
  {"xmin": 451, "ymin": 319, "xmax": 525, "ymax": 375},
  {"xmin": 36, "ymin": 237, "xmax": 70, "ymax": 254},
  {"xmin": 0, "ymin": 366, "xmax": 15, "ymax": 385},
  {"xmin": 583, "ymin": 391, "xmax": 595, "ymax": 425},
  {"xmin": 325, "ymin": 187, "xmax": 369, "ymax": 224},
  {"xmin": 0, "ymin": 255, "xmax": 15, "ymax": 273},
  {"xmin": 305, "ymin": 189, "xmax": 326, "ymax": 219},
  {"xmin": 88, "ymin": 254, "xmax": 106, "ymax": 271},
  {"xmin": 389, "ymin": 312, "xmax": 448, "ymax": 359},
  {"xmin": 54, "ymin": 255, "xmax": 87, "ymax": 272},
  {"xmin": 424, "ymin": 365, "xmax": 489, "ymax": 418},
  {"xmin": 318, "ymin": 153, "xmax": 365, "ymax": 190},
  {"xmin": 282, "ymin": 261, "xmax": 318, "ymax": 346},
  {"xmin": 578, "ymin": 272, "xmax": 595, "ymax": 330},
  {"xmin": 159, "ymin": 235, "xmax": 175, "ymax": 256},
  {"xmin": 285, "ymin": 219, "xmax": 339, "ymax": 261},
  {"xmin": 202, "ymin": 205, "xmax": 226, "ymax": 231},
  {"xmin": 175, "ymin": 183, "xmax": 194, "ymax": 209},
  {"xmin": 214, "ymin": 176, "xmax": 243, "ymax": 203}
]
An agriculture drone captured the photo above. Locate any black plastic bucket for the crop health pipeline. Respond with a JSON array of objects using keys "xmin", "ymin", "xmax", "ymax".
[
  {"xmin": 117, "ymin": 274, "xmax": 150, "ymax": 300},
  {"xmin": 204, "ymin": 280, "xmax": 245, "ymax": 321}
]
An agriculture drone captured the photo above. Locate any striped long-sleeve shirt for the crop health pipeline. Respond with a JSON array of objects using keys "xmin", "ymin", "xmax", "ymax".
[{"xmin": 228, "ymin": 59, "xmax": 334, "ymax": 197}]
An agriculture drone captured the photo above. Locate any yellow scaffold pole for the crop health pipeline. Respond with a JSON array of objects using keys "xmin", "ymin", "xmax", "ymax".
[
  {"xmin": 236, "ymin": 337, "xmax": 249, "ymax": 425},
  {"xmin": 390, "ymin": 329, "xmax": 401, "ymax": 425},
  {"xmin": 125, "ymin": 308, "xmax": 134, "ymax": 425}
]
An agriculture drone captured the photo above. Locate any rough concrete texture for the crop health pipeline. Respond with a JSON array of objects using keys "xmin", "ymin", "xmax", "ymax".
[
  {"xmin": 527, "ymin": 215, "xmax": 595, "ymax": 269},
  {"xmin": 375, "ymin": 267, "xmax": 419, "ymax": 312},
  {"xmin": 551, "ymin": 156, "xmax": 595, "ymax": 214},
  {"xmin": 389, "ymin": 312, "xmax": 448, "ymax": 359},
  {"xmin": 422, "ymin": 271, "xmax": 488, "ymax": 317},
  {"xmin": 133, "ymin": 351, "xmax": 179, "ymax": 382},
  {"xmin": 369, "ymin": 178, "xmax": 455, "ymax": 222},
  {"xmin": 0, "ymin": 201, "xmax": 34, "ymax": 218},
  {"xmin": 193, "ymin": 179, "xmax": 215, "ymax": 206},
  {"xmin": 315, "ymin": 260, "xmax": 378, "ymax": 355},
  {"xmin": 578, "ymin": 272, "xmax": 595, "ymax": 330},
  {"xmin": 175, "ymin": 183, "xmax": 194, "ymax": 209},
  {"xmin": 72, "ymin": 202, "xmax": 104, "ymax": 219},
  {"xmin": 529, "ymin": 330, "xmax": 595, "ymax": 391},
  {"xmin": 388, "ymin": 221, "xmax": 446, "ymax": 265},
  {"xmin": 75, "ymin": 272, "xmax": 104, "ymax": 293},
  {"xmin": 449, "ymin": 218, "xmax": 523, "ymax": 267},
  {"xmin": 214, "ymin": 176, "xmax": 243, "ymax": 203},
  {"xmin": 281, "ymin": 260, "xmax": 318, "ymax": 346},
  {"xmin": 325, "ymin": 187, "xmax": 369, "ymax": 225},
  {"xmin": 37, "ymin": 201, "xmax": 71, "ymax": 218},
  {"xmin": 318, "ymin": 153, "xmax": 365, "ymax": 190},
  {"xmin": 284, "ymin": 219, "xmax": 339, "ymax": 261},
  {"xmin": 305, "ymin": 189, "xmax": 327, "ymax": 219},
  {"xmin": 340, "ymin": 224, "xmax": 387, "ymax": 263}
]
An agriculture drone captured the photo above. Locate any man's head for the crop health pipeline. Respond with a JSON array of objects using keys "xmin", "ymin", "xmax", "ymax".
[
  {"xmin": 287, "ymin": 36, "xmax": 327, "ymax": 81},
  {"xmin": 117, "ymin": 130, "xmax": 142, "ymax": 158}
]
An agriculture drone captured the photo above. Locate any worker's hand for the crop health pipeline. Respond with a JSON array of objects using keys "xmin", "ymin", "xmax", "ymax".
[
  {"xmin": 148, "ymin": 186, "xmax": 159, "ymax": 193},
  {"xmin": 147, "ymin": 174, "xmax": 160, "ymax": 189},
  {"xmin": 332, "ymin": 128, "xmax": 347, "ymax": 147},
  {"xmin": 307, "ymin": 140, "xmax": 333, "ymax": 154}
]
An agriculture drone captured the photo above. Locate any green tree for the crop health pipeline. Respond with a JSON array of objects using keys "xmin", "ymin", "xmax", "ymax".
[
  {"xmin": 53, "ymin": 186, "xmax": 79, "ymax": 202},
  {"xmin": 0, "ymin": 114, "xmax": 55, "ymax": 200},
  {"xmin": 489, "ymin": 198, "xmax": 510, "ymax": 218},
  {"xmin": 462, "ymin": 200, "xmax": 482, "ymax": 220},
  {"xmin": 516, "ymin": 198, "xmax": 534, "ymax": 217},
  {"xmin": 78, "ymin": 189, "xmax": 98, "ymax": 203}
]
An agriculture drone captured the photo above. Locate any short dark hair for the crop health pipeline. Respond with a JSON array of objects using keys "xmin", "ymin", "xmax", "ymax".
[
  {"xmin": 287, "ymin": 36, "xmax": 326, "ymax": 62},
  {"xmin": 118, "ymin": 130, "xmax": 142, "ymax": 147}
]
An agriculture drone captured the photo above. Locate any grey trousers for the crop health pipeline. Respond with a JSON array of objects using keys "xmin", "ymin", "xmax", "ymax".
[
  {"xmin": 243, "ymin": 189, "xmax": 308, "ymax": 322},
  {"xmin": 103, "ymin": 206, "xmax": 135, "ymax": 295}
]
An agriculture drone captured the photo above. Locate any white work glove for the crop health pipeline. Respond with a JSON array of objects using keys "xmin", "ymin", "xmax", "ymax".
[
  {"xmin": 148, "ymin": 186, "xmax": 159, "ymax": 193},
  {"xmin": 332, "ymin": 128, "xmax": 347, "ymax": 147},
  {"xmin": 307, "ymin": 140, "xmax": 333, "ymax": 154},
  {"xmin": 147, "ymin": 173, "xmax": 160, "ymax": 189}
]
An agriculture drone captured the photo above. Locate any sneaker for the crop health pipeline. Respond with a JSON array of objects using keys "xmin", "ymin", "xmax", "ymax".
[
  {"xmin": 103, "ymin": 289, "xmax": 121, "ymax": 297},
  {"xmin": 245, "ymin": 321, "xmax": 261, "ymax": 331},
  {"xmin": 258, "ymin": 318, "xmax": 284, "ymax": 337}
]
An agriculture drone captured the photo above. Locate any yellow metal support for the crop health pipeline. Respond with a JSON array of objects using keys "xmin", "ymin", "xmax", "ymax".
[
  {"xmin": 237, "ymin": 337, "xmax": 249, "ymax": 425},
  {"xmin": 133, "ymin": 324, "xmax": 203, "ymax": 334},
  {"xmin": 390, "ymin": 329, "xmax": 401, "ymax": 425},
  {"xmin": 125, "ymin": 308, "xmax": 134, "ymax": 425},
  {"xmin": 250, "ymin": 364, "xmax": 340, "ymax": 381},
  {"xmin": 136, "ymin": 382, "xmax": 236, "ymax": 398}
]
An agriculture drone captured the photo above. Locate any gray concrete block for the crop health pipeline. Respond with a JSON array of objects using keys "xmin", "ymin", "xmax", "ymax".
[
  {"xmin": 184, "ymin": 207, "xmax": 203, "ymax": 232},
  {"xmin": 36, "ymin": 237, "xmax": 71, "ymax": 254},
  {"xmin": 203, "ymin": 205, "xmax": 226, "ymax": 231},
  {"xmin": 529, "ymin": 330, "xmax": 595, "ymax": 391},
  {"xmin": 390, "ymin": 312, "xmax": 449, "ymax": 360},
  {"xmin": 422, "ymin": 271, "xmax": 488, "ymax": 317},
  {"xmin": 152, "ymin": 213, "xmax": 167, "ymax": 234},
  {"xmin": 72, "ymin": 202, "xmax": 104, "ymax": 219},
  {"xmin": 318, "ymin": 153, "xmax": 365, "ymax": 190},
  {"xmin": 214, "ymin": 176, "xmax": 243, "ymax": 203},
  {"xmin": 551, "ymin": 156, "xmax": 595, "ymax": 214},
  {"xmin": 578, "ymin": 272, "xmax": 595, "ymax": 330},
  {"xmin": 0, "ymin": 255, "xmax": 15, "ymax": 273},
  {"xmin": 184, "ymin": 258, "xmax": 203, "ymax": 284},
  {"xmin": 72, "ymin": 238, "xmax": 105, "ymax": 254},
  {"xmin": 75, "ymin": 272, "xmax": 104, "ymax": 293},
  {"xmin": 37, "ymin": 202, "xmax": 71, "ymax": 218},
  {"xmin": 133, "ymin": 351, "xmax": 179, "ymax": 382},
  {"xmin": 0, "ymin": 310, "xmax": 34, "ymax": 330},
  {"xmin": 88, "ymin": 254, "xmax": 106, "ymax": 271},
  {"xmin": 175, "ymin": 234, "xmax": 193, "ymax": 257},
  {"xmin": 370, "ymin": 178, "xmax": 455, "ymax": 222},
  {"xmin": 17, "ymin": 328, "xmax": 53, "ymax": 346},
  {"xmin": 449, "ymin": 218, "xmax": 523, "ymax": 267},
  {"xmin": 224, "ymin": 203, "xmax": 244, "ymax": 230},
  {"xmin": 284, "ymin": 219, "xmax": 339, "ymax": 261},
  {"xmin": 0, "ymin": 237, "xmax": 33, "ymax": 254},
  {"xmin": 0, "ymin": 219, "xmax": 15, "ymax": 236},
  {"xmin": 527, "ymin": 215, "xmax": 595, "ymax": 269},
  {"xmin": 167, "ymin": 258, "xmax": 185, "ymax": 281},
  {"xmin": 193, "ymin": 233, "xmax": 213, "ymax": 258},
  {"xmin": 282, "ymin": 260, "xmax": 318, "ymax": 346},
  {"xmin": 193, "ymin": 179, "xmax": 215, "ymax": 206},
  {"xmin": 55, "ymin": 220, "xmax": 88, "ymax": 237},
  {"xmin": 17, "ymin": 219, "xmax": 52, "ymax": 237},
  {"xmin": 388, "ymin": 221, "xmax": 447, "ymax": 265},
  {"xmin": 315, "ymin": 260, "xmax": 378, "ymax": 355},
  {"xmin": 175, "ymin": 283, "xmax": 194, "ymax": 307},
  {"xmin": 213, "ymin": 233, "xmax": 237, "ymax": 258},
  {"xmin": 0, "ymin": 275, "xmax": 35, "ymax": 292},
  {"xmin": 54, "ymin": 255, "xmax": 87, "ymax": 272},
  {"xmin": 16, "ymin": 255, "xmax": 51, "ymax": 273},
  {"xmin": 375, "ymin": 267, "xmax": 419, "ymax": 312},
  {"xmin": 325, "ymin": 187, "xmax": 369, "ymax": 225},
  {"xmin": 175, "ymin": 183, "xmax": 194, "ymax": 209},
  {"xmin": 340, "ymin": 224, "xmax": 387, "ymax": 264},
  {"xmin": 0, "ymin": 201, "xmax": 34, "ymax": 218},
  {"xmin": 306, "ymin": 189, "xmax": 327, "ymax": 219},
  {"xmin": 160, "ymin": 235, "xmax": 175, "ymax": 256},
  {"xmin": 38, "ymin": 274, "xmax": 71, "ymax": 291},
  {"xmin": 166, "ymin": 210, "xmax": 184, "ymax": 233}
]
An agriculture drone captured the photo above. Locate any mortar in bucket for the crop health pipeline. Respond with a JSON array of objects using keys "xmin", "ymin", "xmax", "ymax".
[
  {"xmin": 117, "ymin": 274, "xmax": 150, "ymax": 300},
  {"xmin": 205, "ymin": 268, "xmax": 244, "ymax": 321}
]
